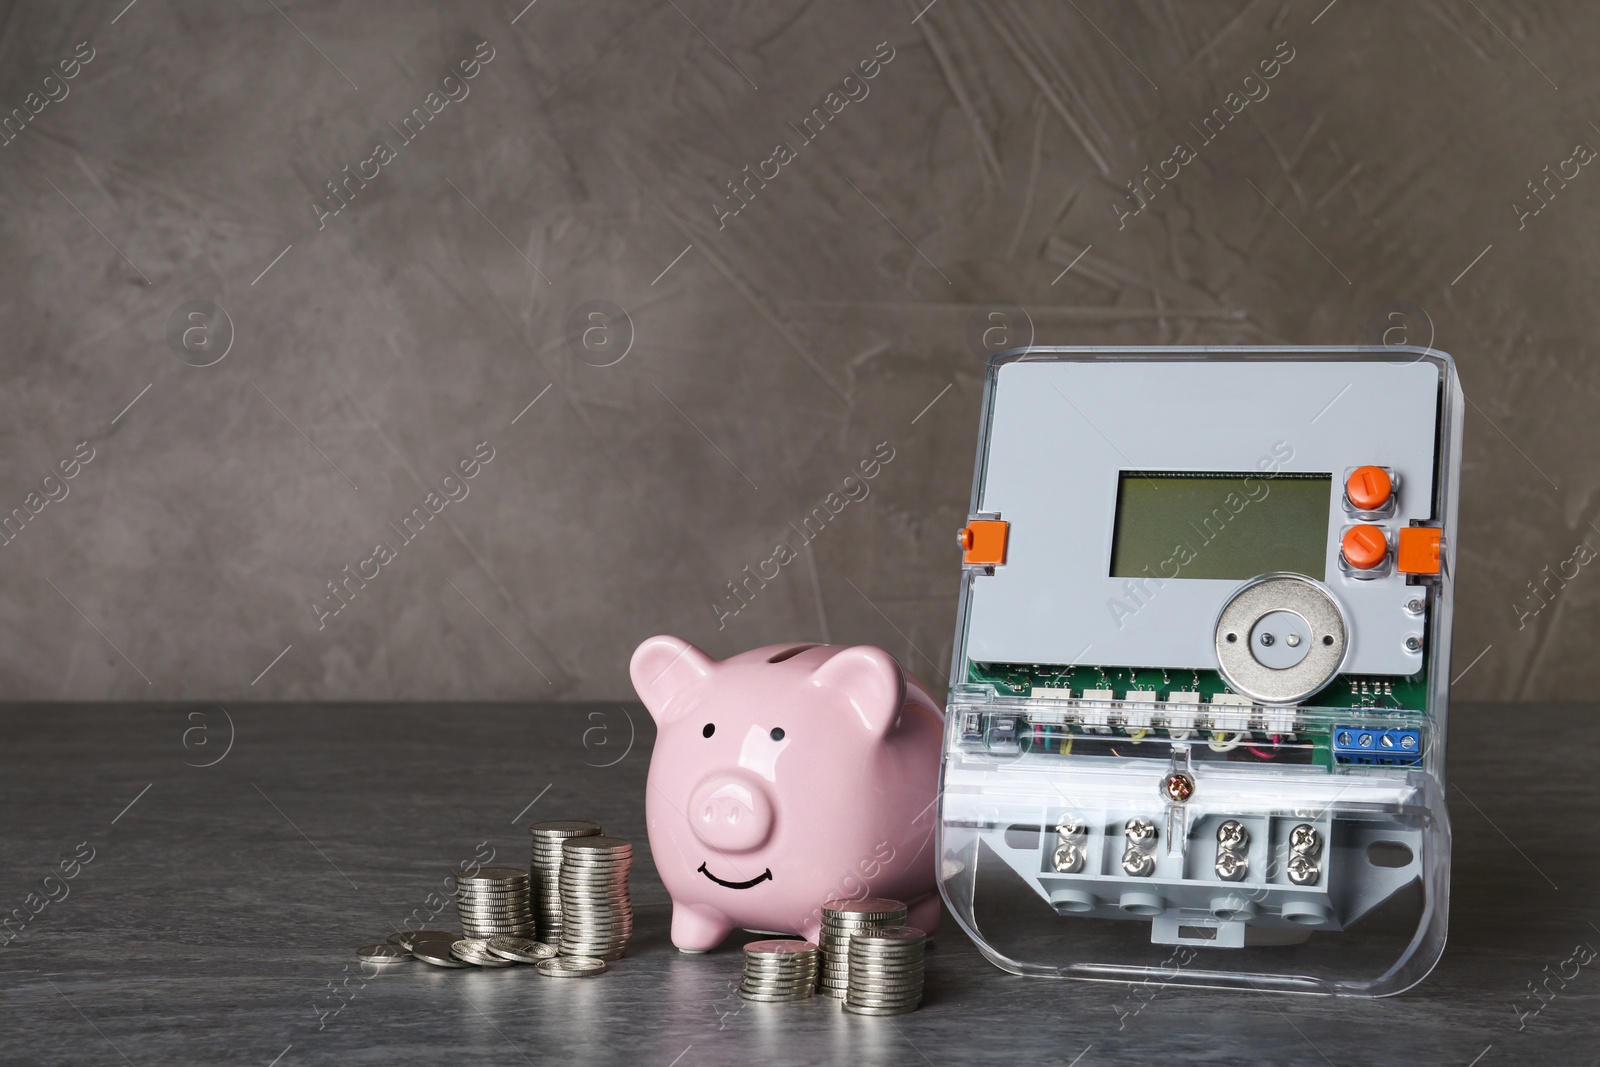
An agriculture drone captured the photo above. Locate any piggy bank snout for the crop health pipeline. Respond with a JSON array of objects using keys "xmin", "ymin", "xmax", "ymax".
[{"xmin": 687, "ymin": 773, "xmax": 774, "ymax": 853}]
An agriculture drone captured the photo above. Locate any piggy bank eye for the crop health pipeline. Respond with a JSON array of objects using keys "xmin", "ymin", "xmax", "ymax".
[
  {"xmin": 770, "ymin": 727, "xmax": 785, "ymax": 742},
  {"xmin": 702, "ymin": 723, "xmax": 715, "ymax": 738}
]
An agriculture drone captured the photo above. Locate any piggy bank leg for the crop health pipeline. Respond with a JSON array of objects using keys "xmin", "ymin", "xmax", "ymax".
[
  {"xmin": 907, "ymin": 893, "xmax": 943, "ymax": 937},
  {"xmin": 672, "ymin": 903, "xmax": 734, "ymax": 953}
]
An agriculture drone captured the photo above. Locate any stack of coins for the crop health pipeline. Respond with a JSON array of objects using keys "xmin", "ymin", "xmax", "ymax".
[
  {"xmin": 529, "ymin": 820, "xmax": 602, "ymax": 944},
  {"xmin": 818, "ymin": 897, "xmax": 907, "ymax": 998},
  {"xmin": 455, "ymin": 867, "xmax": 534, "ymax": 939},
  {"xmin": 557, "ymin": 835, "xmax": 634, "ymax": 960},
  {"xmin": 843, "ymin": 926, "xmax": 927, "ymax": 1016},
  {"xmin": 738, "ymin": 939, "xmax": 820, "ymax": 1001}
]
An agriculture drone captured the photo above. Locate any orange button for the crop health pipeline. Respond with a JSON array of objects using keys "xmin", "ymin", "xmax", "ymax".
[
  {"xmin": 959, "ymin": 519, "xmax": 1009, "ymax": 566},
  {"xmin": 1397, "ymin": 526, "xmax": 1443, "ymax": 575},
  {"xmin": 1342, "ymin": 525, "xmax": 1388, "ymax": 570},
  {"xmin": 1346, "ymin": 466, "xmax": 1393, "ymax": 511}
]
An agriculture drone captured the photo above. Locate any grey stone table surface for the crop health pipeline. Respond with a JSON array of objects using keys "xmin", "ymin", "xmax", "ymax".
[{"xmin": 0, "ymin": 703, "xmax": 1595, "ymax": 1067}]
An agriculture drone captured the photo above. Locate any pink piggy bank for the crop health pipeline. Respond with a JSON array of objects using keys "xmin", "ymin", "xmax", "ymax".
[{"xmin": 630, "ymin": 636, "xmax": 944, "ymax": 951}]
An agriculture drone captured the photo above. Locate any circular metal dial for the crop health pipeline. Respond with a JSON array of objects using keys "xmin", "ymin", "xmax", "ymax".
[{"xmin": 1214, "ymin": 574, "xmax": 1347, "ymax": 704}]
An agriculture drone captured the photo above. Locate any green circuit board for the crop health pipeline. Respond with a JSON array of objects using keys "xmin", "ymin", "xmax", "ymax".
[{"xmin": 967, "ymin": 661, "xmax": 1428, "ymax": 713}]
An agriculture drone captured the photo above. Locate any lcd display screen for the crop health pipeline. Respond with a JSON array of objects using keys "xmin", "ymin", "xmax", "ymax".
[{"xmin": 1109, "ymin": 471, "xmax": 1332, "ymax": 581}]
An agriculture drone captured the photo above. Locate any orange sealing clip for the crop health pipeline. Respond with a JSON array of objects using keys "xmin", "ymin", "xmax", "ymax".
[
  {"xmin": 958, "ymin": 519, "xmax": 1009, "ymax": 566},
  {"xmin": 1397, "ymin": 527, "xmax": 1443, "ymax": 575}
]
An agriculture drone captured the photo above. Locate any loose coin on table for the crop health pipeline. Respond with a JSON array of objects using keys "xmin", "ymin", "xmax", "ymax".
[
  {"xmin": 410, "ymin": 935, "xmax": 471, "ymax": 968},
  {"xmin": 486, "ymin": 935, "xmax": 559, "ymax": 963},
  {"xmin": 357, "ymin": 943, "xmax": 413, "ymax": 964},
  {"xmin": 450, "ymin": 937, "xmax": 516, "ymax": 967},
  {"xmin": 537, "ymin": 956, "xmax": 608, "ymax": 978}
]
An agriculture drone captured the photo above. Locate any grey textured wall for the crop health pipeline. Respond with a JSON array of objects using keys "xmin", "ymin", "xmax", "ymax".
[{"xmin": 0, "ymin": 0, "xmax": 1591, "ymax": 701}]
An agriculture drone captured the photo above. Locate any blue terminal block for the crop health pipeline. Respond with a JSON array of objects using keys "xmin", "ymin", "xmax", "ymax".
[{"xmin": 1333, "ymin": 725, "xmax": 1423, "ymax": 765}]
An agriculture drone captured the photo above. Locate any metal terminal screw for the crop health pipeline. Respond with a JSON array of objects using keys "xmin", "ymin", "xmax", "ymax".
[
  {"xmin": 1405, "ymin": 635, "xmax": 1422, "ymax": 653},
  {"xmin": 1336, "ymin": 731, "xmax": 1353, "ymax": 746},
  {"xmin": 1161, "ymin": 772, "xmax": 1195, "ymax": 803},
  {"xmin": 1406, "ymin": 598, "xmax": 1425, "ymax": 615},
  {"xmin": 1400, "ymin": 733, "xmax": 1418, "ymax": 750},
  {"xmin": 1216, "ymin": 820, "xmax": 1249, "ymax": 850},
  {"xmin": 1358, "ymin": 733, "xmax": 1374, "ymax": 748},
  {"xmin": 1287, "ymin": 853, "xmax": 1321, "ymax": 885},
  {"xmin": 1214, "ymin": 849, "xmax": 1249, "ymax": 882},
  {"xmin": 1259, "ymin": 632, "xmax": 1275, "ymax": 647},
  {"xmin": 1124, "ymin": 818, "xmax": 1158, "ymax": 846},
  {"xmin": 1051, "ymin": 841, "xmax": 1085, "ymax": 874},
  {"xmin": 1056, "ymin": 816, "xmax": 1087, "ymax": 840},
  {"xmin": 1122, "ymin": 847, "xmax": 1156, "ymax": 877},
  {"xmin": 1289, "ymin": 824, "xmax": 1322, "ymax": 857},
  {"xmin": 1379, "ymin": 733, "xmax": 1396, "ymax": 749}
]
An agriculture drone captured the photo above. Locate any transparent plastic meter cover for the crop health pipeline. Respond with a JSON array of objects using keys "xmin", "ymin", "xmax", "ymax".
[{"xmin": 938, "ymin": 347, "xmax": 1462, "ymax": 996}]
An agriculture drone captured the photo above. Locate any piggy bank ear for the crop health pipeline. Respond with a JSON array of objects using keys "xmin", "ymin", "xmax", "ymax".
[
  {"xmin": 810, "ymin": 645, "xmax": 905, "ymax": 737},
  {"xmin": 630, "ymin": 635, "xmax": 716, "ymax": 725}
]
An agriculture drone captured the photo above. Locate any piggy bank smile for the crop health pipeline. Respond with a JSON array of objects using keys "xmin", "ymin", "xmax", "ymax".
[
  {"xmin": 696, "ymin": 862, "xmax": 773, "ymax": 889},
  {"xmin": 632, "ymin": 636, "xmax": 944, "ymax": 951}
]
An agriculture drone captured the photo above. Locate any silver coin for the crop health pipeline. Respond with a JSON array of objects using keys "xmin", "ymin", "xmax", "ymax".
[
  {"xmin": 484, "ymin": 936, "xmax": 558, "ymax": 963},
  {"xmin": 558, "ymin": 909, "xmax": 631, "ymax": 920},
  {"xmin": 845, "ymin": 994, "xmax": 924, "ymax": 1008},
  {"xmin": 823, "ymin": 900, "xmax": 906, "ymax": 918},
  {"xmin": 559, "ymin": 858, "xmax": 634, "ymax": 869},
  {"xmin": 530, "ymin": 820, "xmax": 603, "ymax": 835},
  {"xmin": 846, "ymin": 988, "xmax": 924, "ymax": 1001},
  {"xmin": 747, "ymin": 978, "xmax": 817, "ymax": 988},
  {"xmin": 537, "ymin": 956, "xmax": 607, "ymax": 977},
  {"xmin": 846, "ymin": 946, "xmax": 926, "ymax": 960},
  {"xmin": 843, "ymin": 1001, "xmax": 920, "ymax": 1015},
  {"xmin": 745, "ymin": 939, "xmax": 818, "ymax": 956},
  {"xmin": 450, "ymin": 938, "xmax": 515, "ymax": 967},
  {"xmin": 739, "ymin": 989, "xmax": 814, "ymax": 1002},
  {"xmin": 845, "ymin": 974, "xmax": 924, "ymax": 988},
  {"xmin": 410, "ymin": 939, "xmax": 471, "ymax": 967},
  {"xmin": 847, "ymin": 979, "xmax": 925, "ymax": 993},
  {"xmin": 357, "ymin": 943, "xmax": 413, "ymax": 963},
  {"xmin": 559, "ymin": 850, "xmax": 633, "ymax": 861},
  {"xmin": 458, "ymin": 872, "xmax": 531, "ymax": 886},
  {"xmin": 559, "ymin": 948, "xmax": 627, "ymax": 961},
  {"xmin": 845, "ymin": 961, "xmax": 925, "ymax": 973},
  {"xmin": 846, "ymin": 960, "xmax": 925, "ymax": 973},
  {"xmin": 850, "ymin": 926, "xmax": 927, "ymax": 946}
]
